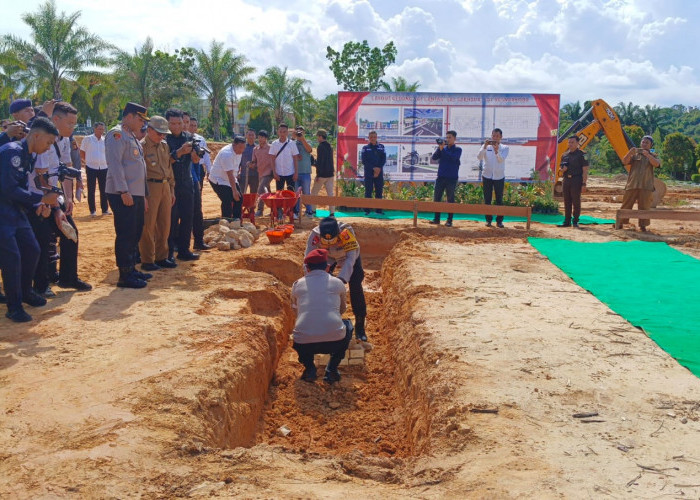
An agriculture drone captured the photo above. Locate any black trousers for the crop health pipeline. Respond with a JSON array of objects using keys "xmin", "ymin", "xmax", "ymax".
[
  {"xmin": 276, "ymin": 175, "xmax": 295, "ymax": 191},
  {"xmin": 0, "ymin": 223, "xmax": 39, "ymax": 311},
  {"xmin": 192, "ymin": 183, "xmax": 204, "ymax": 246},
  {"xmin": 27, "ymin": 210, "xmax": 52, "ymax": 292},
  {"xmin": 433, "ymin": 177, "xmax": 457, "ymax": 222},
  {"xmin": 210, "ymin": 181, "xmax": 242, "ymax": 219},
  {"xmin": 330, "ymin": 256, "xmax": 366, "ymax": 319},
  {"xmin": 364, "ymin": 171, "xmax": 384, "ymax": 212},
  {"xmin": 86, "ymin": 166, "xmax": 108, "ymax": 214},
  {"xmin": 108, "ymin": 194, "xmax": 145, "ymax": 268},
  {"xmin": 50, "ymin": 213, "xmax": 79, "ymax": 283},
  {"xmin": 563, "ymin": 176, "xmax": 583, "ymax": 224},
  {"xmin": 169, "ymin": 183, "xmax": 194, "ymax": 255},
  {"xmin": 293, "ymin": 319, "xmax": 354, "ymax": 372},
  {"xmin": 482, "ymin": 176, "xmax": 505, "ymax": 224}
]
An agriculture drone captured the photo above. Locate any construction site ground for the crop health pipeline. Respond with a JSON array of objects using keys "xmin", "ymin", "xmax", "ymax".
[{"xmin": 1, "ymin": 178, "xmax": 700, "ymax": 499}]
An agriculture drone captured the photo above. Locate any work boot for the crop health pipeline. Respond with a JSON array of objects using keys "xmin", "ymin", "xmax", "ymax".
[
  {"xmin": 323, "ymin": 369, "xmax": 341, "ymax": 384},
  {"xmin": 6, "ymin": 307, "xmax": 32, "ymax": 323},
  {"xmin": 300, "ymin": 366, "xmax": 317, "ymax": 382},
  {"xmin": 354, "ymin": 315, "xmax": 367, "ymax": 342},
  {"xmin": 117, "ymin": 267, "xmax": 147, "ymax": 289},
  {"xmin": 23, "ymin": 290, "xmax": 47, "ymax": 307},
  {"xmin": 131, "ymin": 269, "xmax": 152, "ymax": 281}
]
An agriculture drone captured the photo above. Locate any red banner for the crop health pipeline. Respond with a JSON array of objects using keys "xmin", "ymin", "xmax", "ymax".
[{"xmin": 337, "ymin": 91, "xmax": 560, "ymax": 182}]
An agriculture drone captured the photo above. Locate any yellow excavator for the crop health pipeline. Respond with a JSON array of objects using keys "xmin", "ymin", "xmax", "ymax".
[{"xmin": 554, "ymin": 99, "xmax": 666, "ymax": 206}]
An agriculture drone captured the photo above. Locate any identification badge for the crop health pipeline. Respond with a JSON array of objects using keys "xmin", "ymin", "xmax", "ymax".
[{"xmin": 339, "ymin": 229, "xmax": 358, "ymax": 252}]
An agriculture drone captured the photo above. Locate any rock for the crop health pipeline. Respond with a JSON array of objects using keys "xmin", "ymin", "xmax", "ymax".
[
  {"xmin": 217, "ymin": 242, "xmax": 231, "ymax": 251},
  {"xmin": 219, "ymin": 224, "xmax": 230, "ymax": 234},
  {"xmin": 361, "ymin": 341, "xmax": 374, "ymax": 352},
  {"xmin": 230, "ymin": 219, "xmax": 242, "ymax": 229},
  {"xmin": 278, "ymin": 425, "xmax": 292, "ymax": 437},
  {"xmin": 328, "ymin": 402, "xmax": 341, "ymax": 409}
]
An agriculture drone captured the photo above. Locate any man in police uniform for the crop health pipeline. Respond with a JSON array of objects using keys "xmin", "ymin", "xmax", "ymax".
[
  {"xmin": 0, "ymin": 117, "xmax": 60, "ymax": 322},
  {"xmin": 105, "ymin": 102, "xmax": 151, "ymax": 288},
  {"xmin": 558, "ymin": 136, "xmax": 589, "ymax": 228},
  {"xmin": 139, "ymin": 116, "xmax": 176, "ymax": 271},
  {"xmin": 305, "ymin": 216, "xmax": 368, "ymax": 341},
  {"xmin": 361, "ymin": 130, "xmax": 387, "ymax": 215}
]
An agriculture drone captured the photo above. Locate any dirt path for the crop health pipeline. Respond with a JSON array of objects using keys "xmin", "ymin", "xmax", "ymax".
[{"xmin": 1, "ymin": 183, "xmax": 699, "ymax": 498}]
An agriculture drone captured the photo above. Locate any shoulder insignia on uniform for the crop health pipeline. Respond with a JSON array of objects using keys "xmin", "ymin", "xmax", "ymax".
[
  {"xmin": 339, "ymin": 229, "xmax": 359, "ymax": 252},
  {"xmin": 113, "ymin": 132, "xmax": 121, "ymax": 140},
  {"xmin": 10, "ymin": 155, "xmax": 21, "ymax": 168},
  {"xmin": 312, "ymin": 235, "xmax": 320, "ymax": 246}
]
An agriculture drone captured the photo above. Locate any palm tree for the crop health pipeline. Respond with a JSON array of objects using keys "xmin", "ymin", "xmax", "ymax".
[
  {"xmin": 113, "ymin": 38, "xmax": 158, "ymax": 108},
  {"xmin": 560, "ymin": 101, "xmax": 583, "ymax": 123},
  {"xmin": 639, "ymin": 104, "xmax": 669, "ymax": 138},
  {"xmin": 380, "ymin": 76, "xmax": 421, "ymax": 92},
  {"xmin": 614, "ymin": 102, "xmax": 642, "ymax": 126},
  {"xmin": 186, "ymin": 40, "xmax": 254, "ymax": 140},
  {"xmin": 242, "ymin": 66, "xmax": 311, "ymax": 128},
  {"xmin": 1, "ymin": 0, "xmax": 114, "ymax": 100},
  {"xmin": 314, "ymin": 93, "xmax": 338, "ymax": 135}
]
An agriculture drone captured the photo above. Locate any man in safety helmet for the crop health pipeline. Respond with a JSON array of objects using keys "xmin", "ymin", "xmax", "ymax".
[{"xmin": 305, "ymin": 216, "xmax": 368, "ymax": 341}]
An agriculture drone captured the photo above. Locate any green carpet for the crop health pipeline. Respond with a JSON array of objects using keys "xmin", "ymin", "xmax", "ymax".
[
  {"xmin": 314, "ymin": 209, "xmax": 614, "ymax": 225},
  {"xmin": 529, "ymin": 238, "xmax": 700, "ymax": 377}
]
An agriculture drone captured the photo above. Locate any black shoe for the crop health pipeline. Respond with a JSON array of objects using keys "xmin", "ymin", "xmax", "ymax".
[
  {"xmin": 36, "ymin": 286, "xmax": 56, "ymax": 298},
  {"xmin": 131, "ymin": 270, "xmax": 152, "ymax": 281},
  {"xmin": 49, "ymin": 272, "xmax": 60, "ymax": 284},
  {"xmin": 323, "ymin": 369, "xmax": 341, "ymax": 384},
  {"xmin": 572, "ymin": 222, "xmax": 579, "ymax": 228},
  {"xmin": 141, "ymin": 262, "xmax": 161, "ymax": 271},
  {"xmin": 117, "ymin": 275, "xmax": 147, "ymax": 289},
  {"xmin": 429, "ymin": 219, "xmax": 440, "ymax": 225},
  {"xmin": 485, "ymin": 221, "xmax": 492, "ymax": 227},
  {"xmin": 355, "ymin": 331, "xmax": 368, "ymax": 342},
  {"xmin": 58, "ymin": 279, "xmax": 92, "ymax": 291},
  {"xmin": 177, "ymin": 252, "xmax": 200, "ymax": 261},
  {"xmin": 445, "ymin": 220, "xmax": 453, "ymax": 227},
  {"xmin": 557, "ymin": 223, "xmax": 571, "ymax": 228},
  {"xmin": 300, "ymin": 367, "xmax": 317, "ymax": 382},
  {"xmin": 193, "ymin": 243, "xmax": 212, "ymax": 251},
  {"xmin": 155, "ymin": 258, "xmax": 177, "ymax": 269},
  {"xmin": 375, "ymin": 209, "xmax": 384, "ymax": 214},
  {"xmin": 23, "ymin": 290, "xmax": 47, "ymax": 307},
  {"xmin": 364, "ymin": 210, "xmax": 371, "ymax": 216},
  {"xmin": 6, "ymin": 308, "xmax": 32, "ymax": 322},
  {"xmin": 497, "ymin": 222, "xmax": 505, "ymax": 228}
]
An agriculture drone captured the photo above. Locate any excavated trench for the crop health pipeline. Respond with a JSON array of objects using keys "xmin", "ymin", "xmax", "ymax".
[{"xmin": 187, "ymin": 225, "xmax": 491, "ymax": 461}]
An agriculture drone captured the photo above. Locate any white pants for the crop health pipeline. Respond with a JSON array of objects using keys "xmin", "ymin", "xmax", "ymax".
[{"xmin": 311, "ymin": 176, "xmax": 335, "ymax": 213}]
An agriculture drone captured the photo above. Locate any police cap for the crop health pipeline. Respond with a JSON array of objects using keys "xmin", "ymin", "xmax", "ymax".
[
  {"xmin": 319, "ymin": 217, "xmax": 340, "ymax": 239},
  {"xmin": 123, "ymin": 102, "xmax": 150, "ymax": 121},
  {"xmin": 10, "ymin": 99, "xmax": 32, "ymax": 114}
]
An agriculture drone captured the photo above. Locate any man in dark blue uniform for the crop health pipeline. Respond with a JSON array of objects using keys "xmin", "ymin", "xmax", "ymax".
[
  {"xmin": 361, "ymin": 131, "xmax": 387, "ymax": 215},
  {"xmin": 0, "ymin": 118, "xmax": 61, "ymax": 322},
  {"xmin": 165, "ymin": 108, "xmax": 201, "ymax": 261},
  {"xmin": 429, "ymin": 130, "xmax": 462, "ymax": 227}
]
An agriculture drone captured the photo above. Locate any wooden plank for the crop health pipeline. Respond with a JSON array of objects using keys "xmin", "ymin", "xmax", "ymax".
[
  {"xmin": 616, "ymin": 209, "xmax": 700, "ymax": 222},
  {"xmin": 300, "ymin": 195, "xmax": 416, "ymax": 212},
  {"xmin": 415, "ymin": 201, "xmax": 531, "ymax": 217}
]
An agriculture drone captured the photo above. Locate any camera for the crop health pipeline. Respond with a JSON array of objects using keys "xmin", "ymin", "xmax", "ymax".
[
  {"xmin": 191, "ymin": 139, "xmax": 211, "ymax": 158},
  {"xmin": 57, "ymin": 162, "xmax": 82, "ymax": 182},
  {"xmin": 436, "ymin": 138, "xmax": 444, "ymax": 145},
  {"xmin": 296, "ymin": 131, "xmax": 303, "ymax": 138}
]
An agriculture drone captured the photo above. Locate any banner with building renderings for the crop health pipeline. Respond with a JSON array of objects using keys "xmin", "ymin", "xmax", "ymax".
[{"xmin": 336, "ymin": 91, "xmax": 560, "ymax": 182}]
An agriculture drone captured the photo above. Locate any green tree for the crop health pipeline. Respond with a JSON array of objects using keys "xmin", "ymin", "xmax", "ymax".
[
  {"xmin": 313, "ymin": 93, "xmax": 338, "ymax": 136},
  {"xmin": 183, "ymin": 41, "xmax": 254, "ymax": 140},
  {"xmin": 600, "ymin": 125, "xmax": 645, "ymax": 173},
  {"xmin": 326, "ymin": 40, "xmax": 397, "ymax": 91},
  {"xmin": 380, "ymin": 76, "xmax": 421, "ymax": 92},
  {"xmin": 241, "ymin": 66, "xmax": 311, "ymax": 128},
  {"xmin": 639, "ymin": 104, "xmax": 670, "ymax": 138},
  {"xmin": 559, "ymin": 101, "xmax": 583, "ymax": 134},
  {"xmin": 1, "ymin": 0, "xmax": 114, "ymax": 100},
  {"xmin": 661, "ymin": 132, "xmax": 696, "ymax": 180},
  {"xmin": 69, "ymin": 73, "xmax": 120, "ymax": 125},
  {"xmin": 614, "ymin": 102, "xmax": 641, "ymax": 126}
]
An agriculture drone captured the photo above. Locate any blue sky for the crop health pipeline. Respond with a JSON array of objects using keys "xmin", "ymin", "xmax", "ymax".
[{"xmin": 2, "ymin": 0, "xmax": 698, "ymax": 107}]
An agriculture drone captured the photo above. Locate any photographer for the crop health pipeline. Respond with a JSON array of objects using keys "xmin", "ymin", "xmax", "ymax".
[
  {"xmin": 361, "ymin": 131, "xmax": 386, "ymax": 215},
  {"xmin": 165, "ymin": 108, "xmax": 200, "ymax": 261},
  {"xmin": 619, "ymin": 136, "xmax": 661, "ymax": 231},
  {"xmin": 477, "ymin": 128, "xmax": 510, "ymax": 228},
  {"xmin": 0, "ymin": 99, "xmax": 35, "ymax": 146},
  {"xmin": 34, "ymin": 102, "xmax": 91, "ymax": 292},
  {"xmin": 429, "ymin": 130, "xmax": 462, "ymax": 227},
  {"xmin": 294, "ymin": 126, "xmax": 314, "ymax": 218},
  {"xmin": 0, "ymin": 117, "xmax": 61, "ymax": 322}
]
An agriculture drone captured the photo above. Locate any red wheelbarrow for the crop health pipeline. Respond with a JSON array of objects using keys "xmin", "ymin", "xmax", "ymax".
[
  {"xmin": 260, "ymin": 190, "xmax": 298, "ymax": 225},
  {"xmin": 241, "ymin": 193, "xmax": 258, "ymax": 225}
]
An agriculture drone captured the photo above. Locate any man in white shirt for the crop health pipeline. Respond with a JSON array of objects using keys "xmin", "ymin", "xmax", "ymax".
[
  {"xmin": 209, "ymin": 136, "xmax": 245, "ymax": 219},
  {"xmin": 268, "ymin": 123, "xmax": 300, "ymax": 191},
  {"xmin": 477, "ymin": 128, "xmax": 510, "ymax": 228},
  {"xmin": 80, "ymin": 122, "xmax": 109, "ymax": 216},
  {"xmin": 291, "ymin": 248, "xmax": 354, "ymax": 384}
]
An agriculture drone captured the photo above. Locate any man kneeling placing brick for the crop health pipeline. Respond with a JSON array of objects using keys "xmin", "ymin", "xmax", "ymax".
[{"xmin": 292, "ymin": 248, "xmax": 353, "ymax": 384}]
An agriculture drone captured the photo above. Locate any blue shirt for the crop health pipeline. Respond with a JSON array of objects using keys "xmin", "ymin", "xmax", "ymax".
[
  {"xmin": 361, "ymin": 143, "xmax": 386, "ymax": 173},
  {"xmin": 0, "ymin": 140, "xmax": 43, "ymax": 226},
  {"xmin": 431, "ymin": 145, "xmax": 462, "ymax": 180}
]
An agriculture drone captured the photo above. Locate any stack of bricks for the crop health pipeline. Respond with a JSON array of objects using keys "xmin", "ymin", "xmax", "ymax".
[{"xmin": 315, "ymin": 339, "xmax": 366, "ymax": 367}]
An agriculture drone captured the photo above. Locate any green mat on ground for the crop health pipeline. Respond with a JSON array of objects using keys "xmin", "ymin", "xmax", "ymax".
[
  {"xmin": 314, "ymin": 209, "xmax": 614, "ymax": 225},
  {"xmin": 529, "ymin": 238, "xmax": 700, "ymax": 377}
]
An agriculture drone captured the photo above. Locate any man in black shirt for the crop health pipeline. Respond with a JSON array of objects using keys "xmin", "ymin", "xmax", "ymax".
[
  {"xmin": 165, "ymin": 108, "xmax": 201, "ymax": 261},
  {"xmin": 310, "ymin": 129, "xmax": 335, "ymax": 216},
  {"xmin": 558, "ymin": 136, "xmax": 589, "ymax": 228}
]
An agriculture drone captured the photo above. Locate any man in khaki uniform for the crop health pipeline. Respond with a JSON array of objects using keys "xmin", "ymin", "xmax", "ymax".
[
  {"xmin": 619, "ymin": 135, "xmax": 661, "ymax": 231},
  {"xmin": 139, "ymin": 116, "xmax": 177, "ymax": 270}
]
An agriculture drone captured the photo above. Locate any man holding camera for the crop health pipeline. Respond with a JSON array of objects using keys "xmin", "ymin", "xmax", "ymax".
[
  {"xmin": 165, "ymin": 108, "xmax": 201, "ymax": 261},
  {"xmin": 361, "ymin": 130, "xmax": 386, "ymax": 215},
  {"xmin": 105, "ymin": 102, "xmax": 152, "ymax": 288},
  {"xmin": 0, "ymin": 117, "xmax": 61, "ymax": 322},
  {"xmin": 618, "ymin": 135, "xmax": 660, "ymax": 231},
  {"xmin": 558, "ymin": 136, "xmax": 589, "ymax": 228},
  {"xmin": 477, "ymin": 128, "xmax": 510, "ymax": 228},
  {"xmin": 429, "ymin": 130, "xmax": 462, "ymax": 227},
  {"xmin": 294, "ymin": 126, "xmax": 314, "ymax": 218}
]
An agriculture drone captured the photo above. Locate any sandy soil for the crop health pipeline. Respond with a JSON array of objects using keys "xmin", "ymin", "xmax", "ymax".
[{"xmin": 1, "ymin": 177, "xmax": 700, "ymax": 498}]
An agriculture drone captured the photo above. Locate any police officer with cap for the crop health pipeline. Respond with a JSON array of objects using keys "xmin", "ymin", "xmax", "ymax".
[
  {"xmin": 105, "ymin": 102, "xmax": 151, "ymax": 288},
  {"xmin": 0, "ymin": 99, "xmax": 35, "ymax": 146},
  {"xmin": 0, "ymin": 117, "xmax": 61, "ymax": 322},
  {"xmin": 305, "ymin": 216, "xmax": 368, "ymax": 341}
]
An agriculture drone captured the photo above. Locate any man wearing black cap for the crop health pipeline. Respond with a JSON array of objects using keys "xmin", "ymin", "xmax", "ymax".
[
  {"xmin": 105, "ymin": 102, "xmax": 152, "ymax": 288},
  {"xmin": 0, "ymin": 117, "xmax": 61, "ymax": 322},
  {"xmin": 305, "ymin": 217, "xmax": 368, "ymax": 342},
  {"xmin": 292, "ymin": 248, "xmax": 354, "ymax": 383},
  {"xmin": 619, "ymin": 136, "xmax": 661, "ymax": 231}
]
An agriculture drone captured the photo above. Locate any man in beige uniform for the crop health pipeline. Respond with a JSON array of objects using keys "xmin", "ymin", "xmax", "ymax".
[
  {"xmin": 619, "ymin": 135, "xmax": 661, "ymax": 231},
  {"xmin": 139, "ymin": 116, "xmax": 176, "ymax": 270}
]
